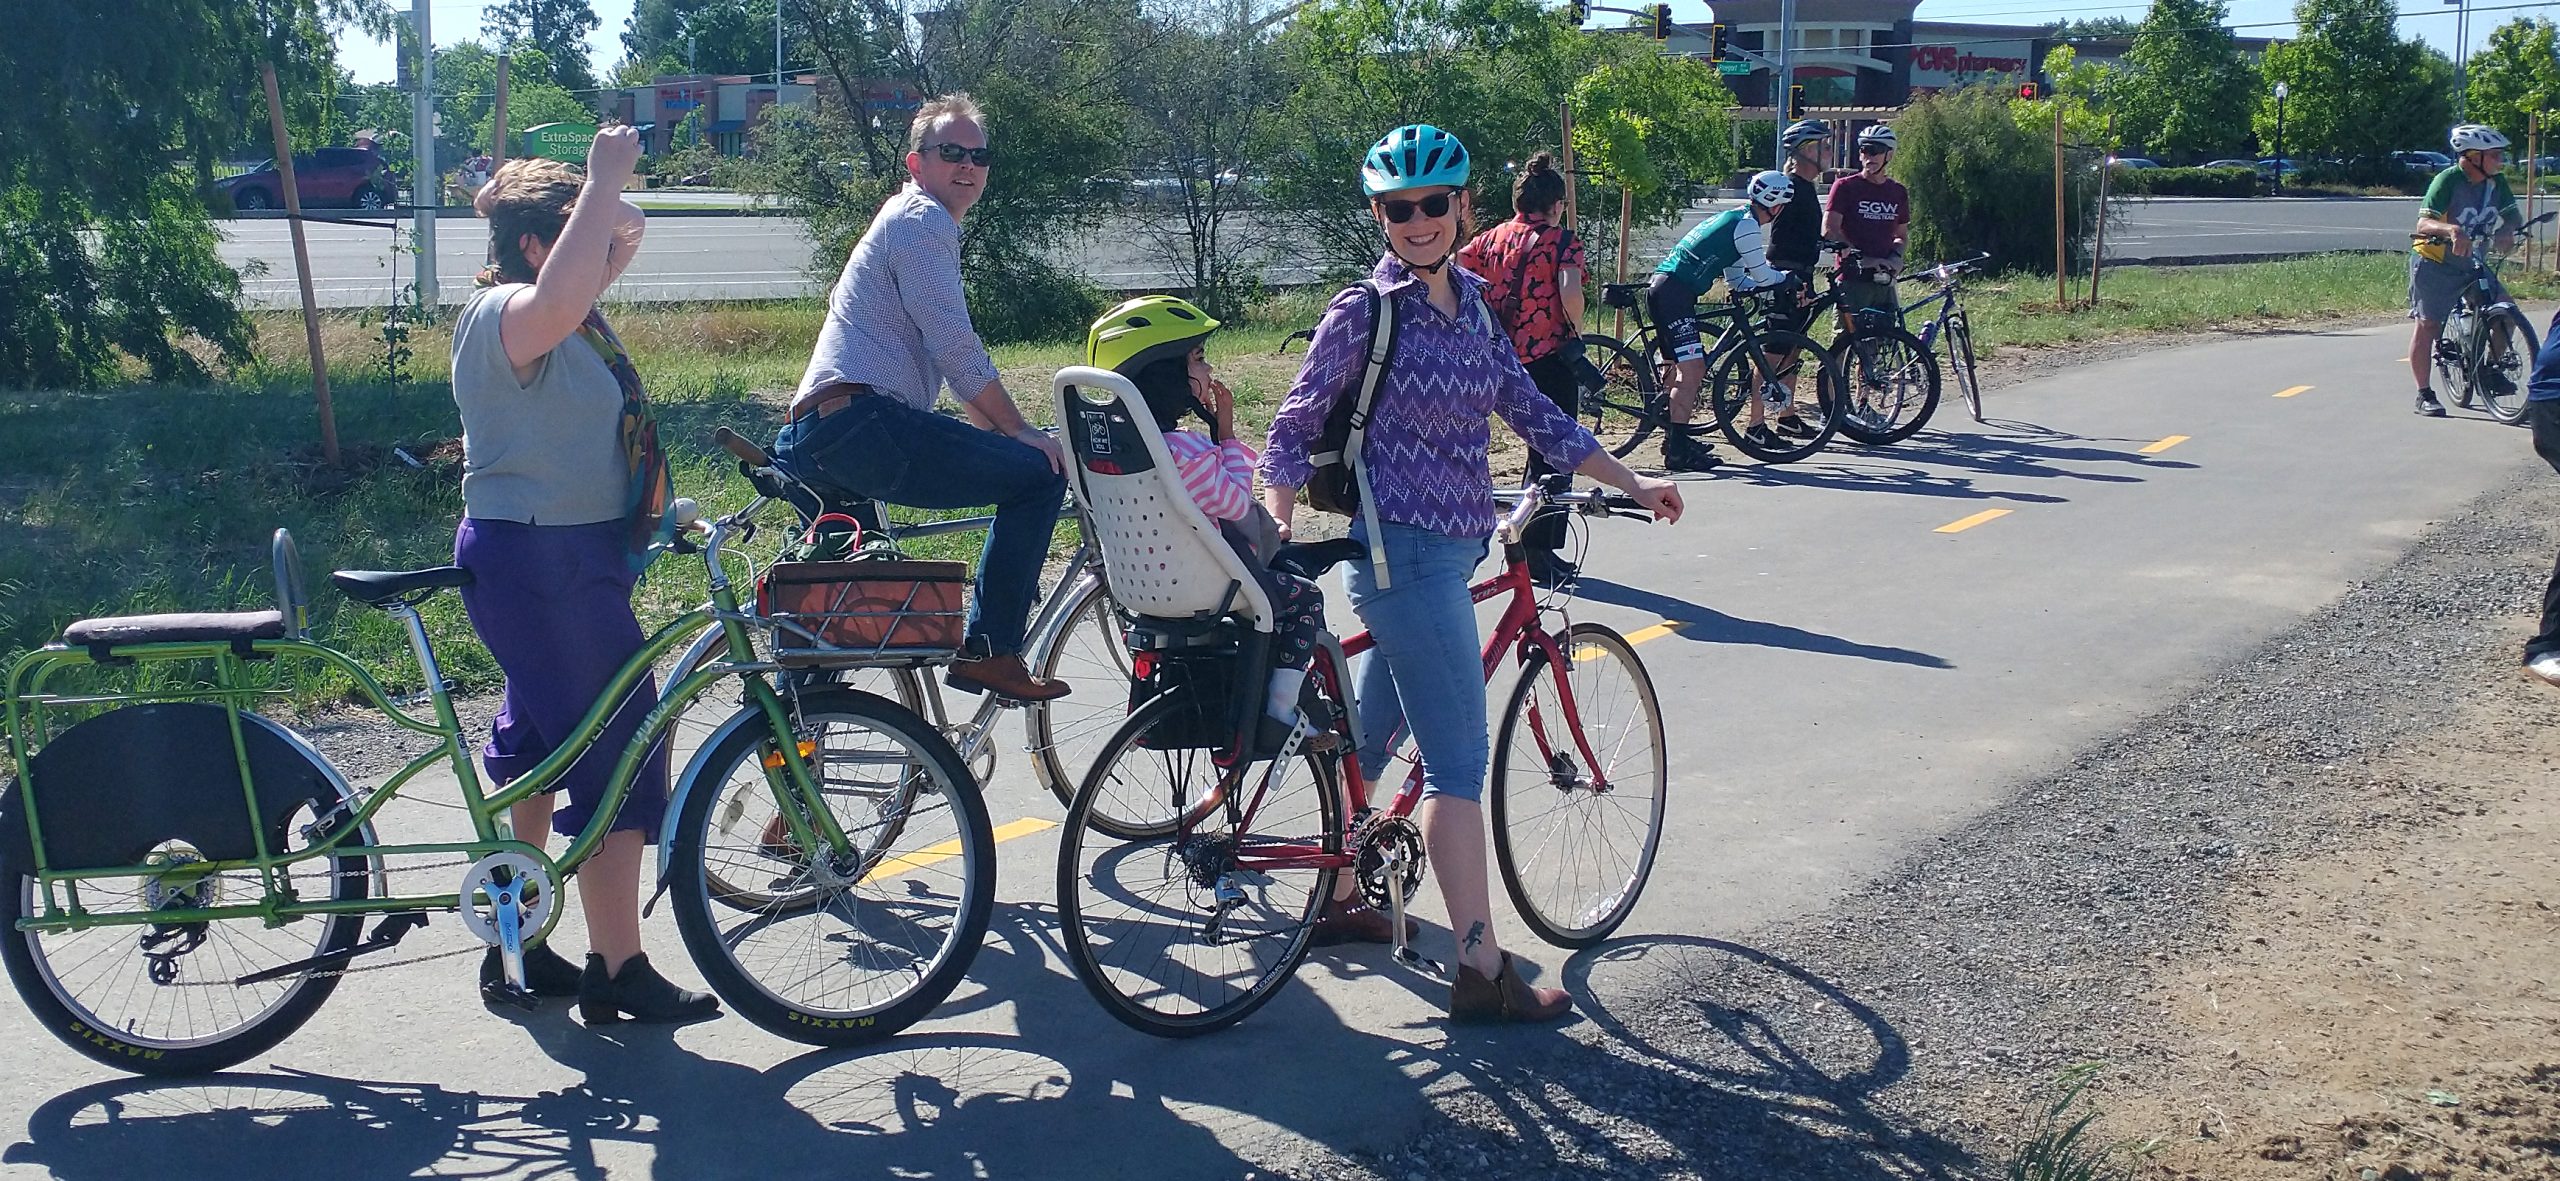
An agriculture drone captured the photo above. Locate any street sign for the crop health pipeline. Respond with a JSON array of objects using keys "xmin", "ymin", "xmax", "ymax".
[
  {"xmin": 519, "ymin": 122, "xmax": 599, "ymax": 163},
  {"xmin": 1718, "ymin": 61, "xmax": 1751, "ymax": 75}
]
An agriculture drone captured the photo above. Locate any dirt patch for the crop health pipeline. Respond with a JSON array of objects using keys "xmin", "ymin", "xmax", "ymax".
[{"xmin": 2107, "ymin": 681, "xmax": 2560, "ymax": 1180}]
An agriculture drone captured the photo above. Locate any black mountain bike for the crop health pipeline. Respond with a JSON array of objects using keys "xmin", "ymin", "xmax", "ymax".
[
  {"xmin": 2419, "ymin": 210, "xmax": 2551, "ymax": 425},
  {"xmin": 1897, "ymin": 254, "xmax": 1992, "ymax": 422},
  {"xmin": 1579, "ymin": 282, "xmax": 1841, "ymax": 464},
  {"xmin": 1804, "ymin": 244, "xmax": 1940, "ymax": 446}
]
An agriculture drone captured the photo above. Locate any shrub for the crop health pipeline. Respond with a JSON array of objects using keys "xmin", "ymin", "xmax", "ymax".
[
  {"xmin": 2108, "ymin": 166, "xmax": 2261, "ymax": 197},
  {"xmin": 1894, "ymin": 85, "xmax": 2096, "ymax": 276},
  {"xmin": 2297, "ymin": 157, "xmax": 2429, "ymax": 194}
]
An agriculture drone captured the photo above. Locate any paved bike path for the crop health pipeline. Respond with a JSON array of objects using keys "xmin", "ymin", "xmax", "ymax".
[{"xmin": 2, "ymin": 315, "xmax": 2546, "ymax": 1179}]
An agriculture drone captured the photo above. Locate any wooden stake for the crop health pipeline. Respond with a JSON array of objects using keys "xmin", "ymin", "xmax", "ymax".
[
  {"xmin": 1615, "ymin": 185, "xmax": 1634, "ymax": 340},
  {"xmin": 260, "ymin": 62, "xmax": 340, "ymax": 467},
  {"xmin": 1558, "ymin": 101, "xmax": 1576, "ymax": 232},
  {"xmin": 2529, "ymin": 110, "xmax": 2541, "ymax": 274},
  {"xmin": 2053, "ymin": 105, "xmax": 2066, "ymax": 310},
  {"xmin": 493, "ymin": 53, "xmax": 512, "ymax": 172},
  {"xmin": 2090, "ymin": 112, "xmax": 2114, "ymax": 307}
]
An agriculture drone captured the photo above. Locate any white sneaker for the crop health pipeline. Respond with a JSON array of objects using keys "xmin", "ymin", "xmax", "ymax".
[{"xmin": 2527, "ymin": 653, "xmax": 2560, "ymax": 688}]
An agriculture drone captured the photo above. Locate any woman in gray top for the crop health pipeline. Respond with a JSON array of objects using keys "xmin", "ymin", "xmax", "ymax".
[{"xmin": 449, "ymin": 129, "xmax": 717, "ymax": 1025}]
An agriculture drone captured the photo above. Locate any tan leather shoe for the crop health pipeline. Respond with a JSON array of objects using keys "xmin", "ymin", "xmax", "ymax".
[
  {"xmin": 1309, "ymin": 895, "xmax": 1420, "ymax": 947},
  {"xmin": 1448, "ymin": 952, "xmax": 1572, "ymax": 1024},
  {"xmin": 946, "ymin": 652, "xmax": 1069, "ymax": 701}
]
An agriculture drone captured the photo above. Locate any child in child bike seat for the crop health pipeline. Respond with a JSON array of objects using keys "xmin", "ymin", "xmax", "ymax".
[{"xmin": 1086, "ymin": 297, "xmax": 1327, "ymax": 747}]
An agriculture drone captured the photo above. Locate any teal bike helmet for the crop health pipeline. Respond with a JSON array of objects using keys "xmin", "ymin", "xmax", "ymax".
[{"xmin": 1362, "ymin": 124, "xmax": 1471, "ymax": 196}]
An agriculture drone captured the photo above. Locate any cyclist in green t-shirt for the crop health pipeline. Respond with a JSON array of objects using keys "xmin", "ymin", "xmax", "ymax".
[
  {"xmin": 2407, "ymin": 124, "xmax": 2522, "ymax": 416},
  {"xmin": 1646, "ymin": 170, "xmax": 1796, "ymax": 471}
]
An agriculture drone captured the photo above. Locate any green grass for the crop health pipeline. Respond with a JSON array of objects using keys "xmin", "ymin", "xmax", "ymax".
[{"xmin": 4, "ymin": 254, "xmax": 2540, "ymax": 709}]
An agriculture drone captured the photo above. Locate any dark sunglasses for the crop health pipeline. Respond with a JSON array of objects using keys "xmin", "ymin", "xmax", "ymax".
[
  {"xmin": 924, "ymin": 143, "xmax": 995, "ymax": 166},
  {"xmin": 1378, "ymin": 192, "xmax": 1455, "ymax": 223},
  {"xmin": 1859, "ymin": 143, "xmax": 1892, "ymax": 155}
]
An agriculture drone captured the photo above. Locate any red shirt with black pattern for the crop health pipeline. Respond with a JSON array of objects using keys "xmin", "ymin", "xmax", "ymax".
[{"xmin": 1455, "ymin": 211, "xmax": 1586, "ymax": 365}]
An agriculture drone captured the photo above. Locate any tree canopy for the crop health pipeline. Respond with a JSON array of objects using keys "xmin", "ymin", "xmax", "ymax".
[
  {"xmin": 2464, "ymin": 17, "xmax": 2560, "ymax": 142},
  {"xmin": 2254, "ymin": 0, "xmax": 2450, "ymax": 163},
  {"xmin": 483, "ymin": 0, "xmax": 601, "ymax": 91},
  {"xmin": 2111, "ymin": 0, "xmax": 2258, "ymax": 161}
]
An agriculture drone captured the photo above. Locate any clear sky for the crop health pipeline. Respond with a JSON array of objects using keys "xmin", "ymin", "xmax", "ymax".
[{"xmin": 333, "ymin": 0, "xmax": 2500, "ymax": 87}]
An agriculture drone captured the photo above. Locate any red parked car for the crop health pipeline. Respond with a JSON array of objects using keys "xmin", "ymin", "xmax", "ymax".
[{"xmin": 212, "ymin": 147, "xmax": 398, "ymax": 212}]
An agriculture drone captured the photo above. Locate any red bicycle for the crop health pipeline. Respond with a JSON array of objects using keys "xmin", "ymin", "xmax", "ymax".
[{"xmin": 1055, "ymin": 481, "xmax": 1671, "ymax": 1037}]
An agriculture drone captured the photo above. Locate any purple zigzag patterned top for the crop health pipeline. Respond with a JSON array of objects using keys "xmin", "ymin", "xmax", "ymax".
[{"xmin": 1261, "ymin": 255, "xmax": 1602, "ymax": 539}]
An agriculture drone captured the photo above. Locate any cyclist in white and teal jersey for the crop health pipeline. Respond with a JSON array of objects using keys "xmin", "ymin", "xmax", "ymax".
[
  {"xmin": 1648, "ymin": 169, "xmax": 1796, "ymax": 471},
  {"xmin": 2408, "ymin": 123, "xmax": 2522, "ymax": 417}
]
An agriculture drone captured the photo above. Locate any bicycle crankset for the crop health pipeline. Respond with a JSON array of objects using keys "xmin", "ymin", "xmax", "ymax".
[{"xmin": 1351, "ymin": 814, "xmax": 1425, "ymax": 913}]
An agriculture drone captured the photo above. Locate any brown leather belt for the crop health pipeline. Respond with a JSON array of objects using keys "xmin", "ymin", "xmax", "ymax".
[{"xmin": 787, "ymin": 382, "xmax": 874, "ymax": 424}]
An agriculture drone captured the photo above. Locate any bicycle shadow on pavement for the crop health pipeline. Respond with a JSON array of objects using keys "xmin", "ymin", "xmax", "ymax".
[
  {"xmin": 1571, "ymin": 577, "xmax": 1956, "ymax": 670},
  {"xmin": 1890, "ymin": 422, "xmax": 2199, "ymax": 484},
  {"xmin": 1699, "ymin": 456, "xmax": 2073, "ymax": 503},
  {"xmin": 3, "ymin": 903, "xmax": 1970, "ymax": 1179}
]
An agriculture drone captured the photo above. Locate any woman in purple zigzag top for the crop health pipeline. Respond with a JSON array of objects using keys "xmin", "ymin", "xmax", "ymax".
[{"xmin": 1259, "ymin": 124, "xmax": 1684, "ymax": 1025}]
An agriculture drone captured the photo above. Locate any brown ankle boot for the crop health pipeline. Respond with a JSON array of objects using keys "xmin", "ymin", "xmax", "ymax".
[
  {"xmin": 1448, "ymin": 952, "xmax": 1572, "ymax": 1024},
  {"xmin": 1308, "ymin": 895, "xmax": 1421, "ymax": 947},
  {"xmin": 945, "ymin": 652, "xmax": 1069, "ymax": 701}
]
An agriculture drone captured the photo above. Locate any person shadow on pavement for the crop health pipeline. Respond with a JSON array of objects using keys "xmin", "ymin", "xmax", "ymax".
[
  {"xmin": 1570, "ymin": 577, "xmax": 1956, "ymax": 670},
  {"xmin": 3, "ymin": 908, "xmax": 1971, "ymax": 1179}
]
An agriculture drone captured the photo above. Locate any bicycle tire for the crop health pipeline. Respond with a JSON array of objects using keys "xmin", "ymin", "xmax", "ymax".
[
  {"xmin": 1949, "ymin": 312, "xmax": 1982, "ymax": 423},
  {"xmin": 1829, "ymin": 324, "xmax": 1942, "ymax": 446},
  {"xmin": 1489, "ymin": 622, "xmax": 1667, "ymax": 948},
  {"xmin": 1578, "ymin": 333, "xmax": 1665, "ymax": 459},
  {"xmin": 2478, "ymin": 307, "xmax": 2540, "ymax": 426},
  {"xmin": 669, "ymin": 686, "xmax": 994, "ymax": 1047},
  {"xmin": 1056, "ymin": 689, "xmax": 1339, "ymax": 1038},
  {"xmin": 1028, "ymin": 575, "xmax": 1165, "ymax": 838},
  {"xmin": 1, "ymin": 782, "xmax": 367, "ymax": 1076},
  {"xmin": 1709, "ymin": 329, "xmax": 1840, "ymax": 463}
]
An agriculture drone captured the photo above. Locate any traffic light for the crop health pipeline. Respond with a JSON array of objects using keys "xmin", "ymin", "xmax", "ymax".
[
  {"xmin": 2017, "ymin": 81, "xmax": 2040, "ymax": 100},
  {"xmin": 1564, "ymin": 0, "xmax": 1585, "ymax": 23},
  {"xmin": 1708, "ymin": 22, "xmax": 1729, "ymax": 60},
  {"xmin": 1788, "ymin": 84, "xmax": 1807, "ymax": 120},
  {"xmin": 1650, "ymin": 3, "xmax": 1672, "ymax": 39}
]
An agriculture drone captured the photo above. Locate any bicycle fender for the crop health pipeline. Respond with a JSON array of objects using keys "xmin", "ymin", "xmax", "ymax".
[
  {"xmin": 654, "ymin": 701, "xmax": 772, "ymax": 889},
  {"xmin": 1, "ymin": 705, "xmax": 361, "ymax": 872}
]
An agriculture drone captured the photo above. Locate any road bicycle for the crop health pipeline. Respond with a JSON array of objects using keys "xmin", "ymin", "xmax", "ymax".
[
  {"xmin": 1, "ymin": 463, "xmax": 999, "ymax": 1076},
  {"xmin": 1577, "ymin": 282, "xmax": 1842, "ymax": 464},
  {"xmin": 2419, "ymin": 210, "xmax": 2552, "ymax": 425},
  {"xmin": 1802, "ymin": 245, "xmax": 1942, "ymax": 446},
  {"xmin": 665, "ymin": 431, "xmax": 1152, "ymax": 878},
  {"xmin": 1895, "ymin": 254, "xmax": 1992, "ymax": 424},
  {"xmin": 1054, "ymin": 479, "xmax": 1669, "ymax": 1036}
]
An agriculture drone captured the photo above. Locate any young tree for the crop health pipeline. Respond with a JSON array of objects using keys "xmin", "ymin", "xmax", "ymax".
[
  {"xmin": 2465, "ymin": 17, "xmax": 2560, "ymax": 141},
  {"xmin": 484, "ymin": 0, "xmax": 602, "ymax": 91},
  {"xmin": 1899, "ymin": 83, "xmax": 2097, "ymax": 275},
  {"xmin": 2111, "ymin": 0, "xmax": 2258, "ymax": 161},
  {"xmin": 1119, "ymin": 0, "xmax": 1292, "ymax": 319},
  {"xmin": 1568, "ymin": 47, "xmax": 1738, "ymax": 226},
  {"xmin": 661, "ymin": 0, "xmax": 782, "ymax": 77},
  {"xmin": 2254, "ymin": 0, "xmax": 2448, "ymax": 165}
]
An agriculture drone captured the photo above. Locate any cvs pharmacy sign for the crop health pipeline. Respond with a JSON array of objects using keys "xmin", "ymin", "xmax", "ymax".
[{"xmin": 1908, "ymin": 40, "xmax": 2033, "ymax": 89}]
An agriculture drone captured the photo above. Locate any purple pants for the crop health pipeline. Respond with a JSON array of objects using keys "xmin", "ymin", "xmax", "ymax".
[{"xmin": 454, "ymin": 518, "xmax": 669, "ymax": 841}]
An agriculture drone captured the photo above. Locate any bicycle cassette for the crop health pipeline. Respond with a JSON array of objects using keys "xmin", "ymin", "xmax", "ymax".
[{"xmin": 1353, "ymin": 814, "xmax": 1426, "ymax": 912}]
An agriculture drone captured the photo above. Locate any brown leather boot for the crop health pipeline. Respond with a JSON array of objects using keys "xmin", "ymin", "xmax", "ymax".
[
  {"xmin": 945, "ymin": 652, "xmax": 1070, "ymax": 701},
  {"xmin": 1308, "ymin": 895, "xmax": 1421, "ymax": 947},
  {"xmin": 1448, "ymin": 952, "xmax": 1572, "ymax": 1024}
]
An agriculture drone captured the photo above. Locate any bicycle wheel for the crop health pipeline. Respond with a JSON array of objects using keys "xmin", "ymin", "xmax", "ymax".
[
  {"xmin": 1, "ymin": 787, "xmax": 367, "ymax": 1076},
  {"xmin": 1949, "ymin": 311, "xmax": 1983, "ymax": 422},
  {"xmin": 1490, "ymin": 622, "xmax": 1667, "ymax": 948},
  {"xmin": 2477, "ymin": 307, "xmax": 2540, "ymax": 425},
  {"xmin": 668, "ymin": 686, "xmax": 994, "ymax": 1047},
  {"xmin": 668, "ymin": 639, "xmax": 920, "ymax": 913},
  {"xmin": 1709, "ymin": 329, "xmax": 1840, "ymax": 464},
  {"xmin": 1028, "ymin": 575, "xmax": 1158, "ymax": 837},
  {"xmin": 1830, "ymin": 325, "xmax": 1942, "ymax": 446},
  {"xmin": 1579, "ymin": 333, "xmax": 1665, "ymax": 459},
  {"xmin": 1056, "ymin": 689, "xmax": 1339, "ymax": 1037}
]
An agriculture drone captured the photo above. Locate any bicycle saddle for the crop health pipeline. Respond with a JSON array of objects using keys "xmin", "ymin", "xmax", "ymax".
[
  {"xmin": 1270, "ymin": 538, "xmax": 1365, "ymax": 580},
  {"xmin": 1599, "ymin": 283, "xmax": 1645, "ymax": 309},
  {"xmin": 330, "ymin": 566, "xmax": 474, "ymax": 606}
]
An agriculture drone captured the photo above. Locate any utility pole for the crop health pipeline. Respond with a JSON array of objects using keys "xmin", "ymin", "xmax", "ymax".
[
  {"xmin": 775, "ymin": 0, "xmax": 785, "ymax": 83},
  {"xmin": 492, "ymin": 53, "xmax": 511, "ymax": 172},
  {"xmin": 410, "ymin": 0, "xmax": 437, "ymax": 312},
  {"xmin": 1775, "ymin": 0, "xmax": 1796, "ymax": 165},
  {"xmin": 2447, "ymin": 0, "xmax": 2468, "ymax": 118}
]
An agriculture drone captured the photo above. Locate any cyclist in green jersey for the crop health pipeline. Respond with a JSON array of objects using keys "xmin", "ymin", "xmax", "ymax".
[
  {"xmin": 2408, "ymin": 123, "xmax": 2521, "ymax": 416},
  {"xmin": 1647, "ymin": 170, "xmax": 1796, "ymax": 472}
]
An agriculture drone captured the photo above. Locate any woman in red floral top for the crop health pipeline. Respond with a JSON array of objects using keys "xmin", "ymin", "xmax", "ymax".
[{"xmin": 1454, "ymin": 152, "xmax": 1588, "ymax": 586}]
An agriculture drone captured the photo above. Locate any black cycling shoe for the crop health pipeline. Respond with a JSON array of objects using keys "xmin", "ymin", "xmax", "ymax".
[
  {"xmin": 2481, "ymin": 369, "xmax": 2516, "ymax": 400},
  {"xmin": 1661, "ymin": 431, "xmax": 1724, "ymax": 473},
  {"xmin": 1773, "ymin": 415, "xmax": 1817, "ymax": 439},
  {"xmin": 2414, "ymin": 390, "xmax": 2447, "ymax": 417},
  {"xmin": 481, "ymin": 942, "xmax": 584, "ymax": 999},
  {"xmin": 1743, "ymin": 424, "xmax": 1781, "ymax": 450}
]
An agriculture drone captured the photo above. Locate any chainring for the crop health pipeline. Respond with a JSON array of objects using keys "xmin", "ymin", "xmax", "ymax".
[
  {"xmin": 1352, "ymin": 814, "xmax": 1426, "ymax": 912},
  {"xmin": 456, "ymin": 851, "xmax": 557, "ymax": 948}
]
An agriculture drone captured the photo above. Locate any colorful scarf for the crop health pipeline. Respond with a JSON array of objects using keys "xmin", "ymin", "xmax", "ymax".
[{"xmin": 575, "ymin": 309, "xmax": 673, "ymax": 571}]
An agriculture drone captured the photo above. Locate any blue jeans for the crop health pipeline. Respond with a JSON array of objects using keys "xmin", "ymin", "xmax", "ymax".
[
  {"xmin": 1347, "ymin": 520, "xmax": 1491, "ymax": 802},
  {"xmin": 773, "ymin": 395, "xmax": 1065, "ymax": 655}
]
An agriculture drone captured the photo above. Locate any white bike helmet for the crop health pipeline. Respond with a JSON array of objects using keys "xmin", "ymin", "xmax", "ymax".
[
  {"xmin": 1857, "ymin": 124, "xmax": 1897, "ymax": 150},
  {"xmin": 1746, "ymin": 169, "xmax": 1793, "ymax": 209},
  {"xmin": 2449, "ymin": 123, "xmax": 2510, "ymax": 154}
]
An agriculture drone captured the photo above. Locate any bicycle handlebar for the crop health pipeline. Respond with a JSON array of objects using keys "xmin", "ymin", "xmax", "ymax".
[{"xmin": 1900, "ymin": 253, "xmax": 1991, "ymax": 285}]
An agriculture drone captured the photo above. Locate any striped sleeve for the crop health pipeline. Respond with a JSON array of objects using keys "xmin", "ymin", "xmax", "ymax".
[{"xmin": 1165, "ymin": 431, "xmax": 1256, "ymax": 521}]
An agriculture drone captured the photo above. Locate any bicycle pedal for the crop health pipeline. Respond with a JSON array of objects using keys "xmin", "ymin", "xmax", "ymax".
[{"xmin": 480, "ymin": 979, "xmax": 541, "ymax": 1011}]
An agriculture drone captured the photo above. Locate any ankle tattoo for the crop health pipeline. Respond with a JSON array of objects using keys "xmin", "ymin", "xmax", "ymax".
[{"xmin": 1462, "ymin": 921, "xmax": 1484, "ymax": 956}]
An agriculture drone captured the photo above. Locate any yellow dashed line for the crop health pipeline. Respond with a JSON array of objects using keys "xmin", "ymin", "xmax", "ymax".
[
  {"xmin": 1576, "ymin": 621, "xmax": 1686, "ymax": 662},
  {"xmin": 2139, "ymin": 435, "xmax": 2189, "ymax": 454},
  {"xmin": 1934, "ymin": 509, "xmax": 2012, "ymax": 534},
  {"xmin": 2273, "ymin": 385, "xmax": 2314, "ymax": 398},
  {"xmin": 861, "ymin": 816, "xmax": 1058, "ymax": 884}
]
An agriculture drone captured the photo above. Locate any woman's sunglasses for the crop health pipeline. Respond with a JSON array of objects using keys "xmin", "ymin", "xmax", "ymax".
[
  {"xmin": 1378, "ymin": 192, "xmax": 1455, "ymax": 223},
  {"xmin": 925, "ymin": 143, "xmax": 995, "ymax": 166}
]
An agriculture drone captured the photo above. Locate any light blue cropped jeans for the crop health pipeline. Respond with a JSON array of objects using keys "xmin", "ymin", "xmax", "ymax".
[{"xmin": 1346, "ymin": 520, "xmax": 1492, "ymax": 802}]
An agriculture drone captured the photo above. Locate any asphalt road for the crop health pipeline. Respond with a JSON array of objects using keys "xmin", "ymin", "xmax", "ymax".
[
  {"xmin": 217, "ymin": 196, "xmax": 2428, "ymax": 309},
  {"xmin": 3, "ymin": 312, "xmax": 2548, "ymax": 1178}
]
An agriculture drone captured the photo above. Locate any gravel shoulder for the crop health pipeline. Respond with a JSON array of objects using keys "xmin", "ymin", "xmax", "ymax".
[{"xmin": 1273, "ymin": 413, "xmax": 2560, "ymax": 1179}]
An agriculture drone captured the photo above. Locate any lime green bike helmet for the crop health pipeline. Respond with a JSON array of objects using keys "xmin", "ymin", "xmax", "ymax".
[{"xmin": 1087, "ymin": 295, "xmax": 1222, "ymax": 432}]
